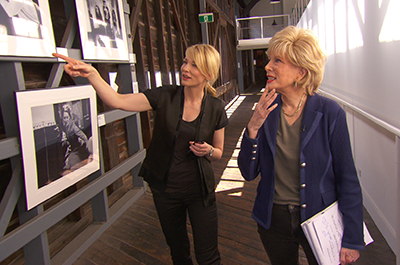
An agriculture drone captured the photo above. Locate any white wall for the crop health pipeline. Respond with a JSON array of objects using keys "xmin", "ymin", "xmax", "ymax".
[
  {"xmin": 250, "ymin": 0, "xmax": 297, "ymax": 17},
  {"xmin": 299, "ymin": 0, "xmax": 400, "ymax": 129},
  {"xmin": 250, "ymin": 0, "xmax": 275, "ymax": 17},
  {"xmin": 297, "ymin": 0, "xmax": 400, "ymax": 260}
]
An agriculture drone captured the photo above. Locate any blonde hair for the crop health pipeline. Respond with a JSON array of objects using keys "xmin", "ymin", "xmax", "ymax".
[
  {"xmin": 267, "ymin": 26, "xmax": 326, "ymax": 95},
  {"xmin": 185, "ymin": 44, "xmax": 221, "ymax": 96}
]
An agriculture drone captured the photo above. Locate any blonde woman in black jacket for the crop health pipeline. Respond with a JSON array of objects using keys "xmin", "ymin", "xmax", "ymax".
[{"xmin": 53, "ymin": 44, "xmax": 228, "ymax": 265}]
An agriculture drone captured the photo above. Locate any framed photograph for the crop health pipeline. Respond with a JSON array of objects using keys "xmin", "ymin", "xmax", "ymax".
[
  {"xmin": 15, "ymin": 85, "xmax": 99, "ymax": 210},
  {"xmin": 75, "ymin": 0, "xmax": 129, "ymax": 61},
  {"xmin": 0, "ymin": 0, "xmax": 56, "ymax": 57}
]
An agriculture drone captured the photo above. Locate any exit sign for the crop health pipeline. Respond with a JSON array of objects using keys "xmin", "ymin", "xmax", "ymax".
[{"xmin": 199, "ymin": 13, "xmax": 214, "ymax": 23}]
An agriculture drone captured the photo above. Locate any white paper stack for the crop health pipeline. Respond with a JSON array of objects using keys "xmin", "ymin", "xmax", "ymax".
[{"xmin": 301, "ymin": 201, "xmax": 373, "ymax": 265}]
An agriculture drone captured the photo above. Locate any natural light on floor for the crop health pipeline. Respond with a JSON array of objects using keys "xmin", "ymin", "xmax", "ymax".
[
  {"xmin": 225, "ymin": 95, "xmax": 246, "ymax": 118},
  {"xmin": 216, "ymin": 88, "xmax": 264, "ymax": 197},
  {"xmin": 215, "ymin": 126, "xmax": 247, "ymax": 197},
  {"xmin": 217, "ymin": 95, "xmax": 248, "ymax": 196}
]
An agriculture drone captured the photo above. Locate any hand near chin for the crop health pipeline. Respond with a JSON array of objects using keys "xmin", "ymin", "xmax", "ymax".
[{"xmin": 247, "ymin": 88, "xmax": 278, "ymax": 138}]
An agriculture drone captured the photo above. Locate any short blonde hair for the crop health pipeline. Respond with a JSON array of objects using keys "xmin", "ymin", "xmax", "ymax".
[
  {"xmin": 267, "ymin": 26, "xmax": 326, "ymax": 95},
  {"xmin": 185, "ymin": 44, "xmax": 221, "ymax": 96}
]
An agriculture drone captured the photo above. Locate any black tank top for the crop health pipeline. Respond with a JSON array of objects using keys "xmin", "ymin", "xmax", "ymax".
[{"xmin": 165, "ymin": 115, "xmax": 202, "ymax": 196}]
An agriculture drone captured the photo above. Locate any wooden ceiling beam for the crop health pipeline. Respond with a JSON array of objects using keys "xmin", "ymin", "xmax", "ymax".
[
  {"xmin": 163, "ymin": 0, "xmax": 177, "ymax": 85},
  {"xmin": 213, "ymin": 19, "xmax": 221, "ymax": 48},
  {"xmin": 206, "ymin": 0, "xmax": 234, "ymax": 27},
  {"xmin": 235, "ymin": 0, "xmax": 246, "ymax": 9},
  {"xmin": 142, "ymin": 0, "xmax": 157, "ymax": 88},
  {"xmin": 129, "ymin": 0, "xmax": 143, "ymax": 41},
  {"xmin": 169, "ymin": 0, "xmax": 188, "ymax": 49},
  {"xmin": 244, "ymin": 0, "xmax": 260, "ymax": 16},
  {"xmin": 154, "ymin": 0, "xmax": 170, "ymax": 85},
  {"xmin": 224, "ymin": 26, "xmax": 236, "ymax": 69}
]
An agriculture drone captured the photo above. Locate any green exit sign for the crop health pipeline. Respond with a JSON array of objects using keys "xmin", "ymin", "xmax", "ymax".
[{"xmin": 199, "ymin": 13, "xmax": 214, "ymax": 23}]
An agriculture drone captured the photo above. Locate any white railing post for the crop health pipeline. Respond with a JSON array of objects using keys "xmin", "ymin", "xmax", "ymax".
[
  {"xmin": 397, "ymin": 136, "xmax": 400, "ymax": 265},
  {"xmin": 235, "ymin": 15, "xmax": 291, "ymax": 50}
]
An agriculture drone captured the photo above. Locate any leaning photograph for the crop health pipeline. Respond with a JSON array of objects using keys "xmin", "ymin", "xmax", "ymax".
[
  {"xmin": 15, "ymin": 85, "xmax": 99, "ymax": 210},
  {"xmin": 32, "ymin": 99, "xmax": 93, "ymax": 188}
]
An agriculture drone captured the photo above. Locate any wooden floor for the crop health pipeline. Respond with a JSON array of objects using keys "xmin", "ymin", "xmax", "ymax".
[{"xmin": 73, "ymin": 84, "xmax": 396, "ymax": 265}]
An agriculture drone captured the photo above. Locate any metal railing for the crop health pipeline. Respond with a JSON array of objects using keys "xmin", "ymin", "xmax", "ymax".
[
  {"xmin": 291, "ymin": 0, "xmax": 311, "ymax": 25},
  {"xmin": 319, "ymin": 89, "xmax": 400, "ymax": 137},
  {"xmin": 235, "ymin": 0, "xmax": 311, "ymax": 44},
  {"xmin": 236, "ymin": 14, "xmax": 291, "ymax": 41}
]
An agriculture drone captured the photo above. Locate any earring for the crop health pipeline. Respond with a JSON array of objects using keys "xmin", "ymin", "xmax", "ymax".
[{"xmin": 294, "ymin": 81, "xmax": 298, "ymax": 87}]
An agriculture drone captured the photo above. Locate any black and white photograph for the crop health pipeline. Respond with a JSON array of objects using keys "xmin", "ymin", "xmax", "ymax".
[
  {"xmin": 15, "ymin": 86, "xmax": 99, "ymax": 210},
  {"xmin": 0, "ymin": 0, "xmax": 56, "ymax": 57},
  {"xmin": 33, "ymin": 99, "xmax": 93, "ymax": 188},
  {"xmin": 75, "ymin": 0, "xmax": 129, "ymax": 61}
]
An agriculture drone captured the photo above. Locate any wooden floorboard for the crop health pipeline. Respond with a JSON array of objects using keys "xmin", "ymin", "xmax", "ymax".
[{"xmin": 74, "ymin": 84, "xmax": 396, "ymax": 265}]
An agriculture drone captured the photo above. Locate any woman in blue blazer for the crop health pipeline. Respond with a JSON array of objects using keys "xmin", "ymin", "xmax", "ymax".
[{"xmin": 238, "ymin": 26, "xmax": 364, "ymax": 265}]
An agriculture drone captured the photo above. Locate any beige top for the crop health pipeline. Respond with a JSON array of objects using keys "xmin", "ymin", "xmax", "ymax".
[{"xmin": 273, "ymin": 109, "xmax": 304, "ymax": 205}]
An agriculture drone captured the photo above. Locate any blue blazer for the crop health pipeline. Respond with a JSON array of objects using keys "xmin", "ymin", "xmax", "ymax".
[{"xmin": 238, "ymin": 93, "xmax": 365, "ymax": 250}]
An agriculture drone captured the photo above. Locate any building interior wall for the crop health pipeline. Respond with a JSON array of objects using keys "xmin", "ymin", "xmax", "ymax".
[{"xmin": 298, "ymin": 0, "xmax": 400, "ymax": 257}]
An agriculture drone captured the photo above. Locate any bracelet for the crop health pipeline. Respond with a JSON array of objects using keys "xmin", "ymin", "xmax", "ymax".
[{"xmin": 207, "ymin": 146, "xmax": 214, "ymax": 157}]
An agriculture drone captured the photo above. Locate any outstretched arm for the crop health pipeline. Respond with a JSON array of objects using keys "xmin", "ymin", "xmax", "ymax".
[{"xmin": 53, "ymin": 53, "xmax": 152, "ymax": 112}]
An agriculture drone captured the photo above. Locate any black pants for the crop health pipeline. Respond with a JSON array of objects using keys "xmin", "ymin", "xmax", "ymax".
[
  {"xmin": 150, "ymin": 188, "xmax": 221, "ymax": 265},
  {"xmin": 257, "ymin": 203, "xmax": 318, "ymax": 265}
]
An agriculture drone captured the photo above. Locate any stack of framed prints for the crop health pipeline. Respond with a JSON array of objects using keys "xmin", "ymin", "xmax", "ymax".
[
  {"xmin": 75, "ymin": 0, "xmax": 129, "ymax": 61},
  {"xmin": 0, "ymin": 0, "xmax": 56, "ymax": 57},
  {"xmin": 15, "ymin": 85, "xmax": 100, "ymax": 210}
]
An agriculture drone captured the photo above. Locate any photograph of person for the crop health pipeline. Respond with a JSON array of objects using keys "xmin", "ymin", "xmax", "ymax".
[
  {"xmin": 0, "ymin": 0, "xmax": 42, "ymax": 38},
  {"xmin": 0, "ymin": 0, "xmax": 55, "ymax": 57},
  {"xmin": 33, "ymin": 99, "xmax": 93, "ymax": 188},
  {"xmin": 76, "ymin": 0, "xmax": 127, "ymax": 60},
  {"xmin": 57, "ymin": 101, "xmax": 92, "ymax": 175},
  {"xmin": 85, "ymin": 0, "xmax": 122, "ymax": 49}
]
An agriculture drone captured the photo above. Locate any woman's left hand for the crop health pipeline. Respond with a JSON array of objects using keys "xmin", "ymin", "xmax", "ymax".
[
  {"xmin": 189, "ymin": 141, "xmax": 211, "ymax": 157},
  {"xmin": 340, "ymin": 247, "xmax": 360, "ymax": 264}
]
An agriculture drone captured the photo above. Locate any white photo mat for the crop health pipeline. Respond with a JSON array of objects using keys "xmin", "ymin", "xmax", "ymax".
[
  {"xmin": 75, "ymin": 0, "xmax": 129, "ymax": 61},
  {"xmin": 16, "ymin": 85, "xmax": 99, "ymax": 210},
  {"xmin": 0, "ymin": 0, "xmax": 56, "ymax": 57}
]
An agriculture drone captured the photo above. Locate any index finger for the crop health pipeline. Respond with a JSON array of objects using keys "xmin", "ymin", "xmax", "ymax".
[
  {"xmin": 52, "ymin": 53, "xmax": 76, "ymax": 64},
  {"xmin": 261, "ymin": 88, "xmax": 276, "ymax": 102}
]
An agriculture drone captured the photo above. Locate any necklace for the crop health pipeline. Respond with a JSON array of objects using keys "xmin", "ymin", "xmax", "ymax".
[{"xmin": 282, "ymin": 93, "xmax": 306, "ymax": 117}]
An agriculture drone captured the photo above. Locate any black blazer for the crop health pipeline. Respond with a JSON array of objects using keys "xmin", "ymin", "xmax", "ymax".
[{"xmin": 139, "ymin": 86, "xmax": 228, "ymax": 205}]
